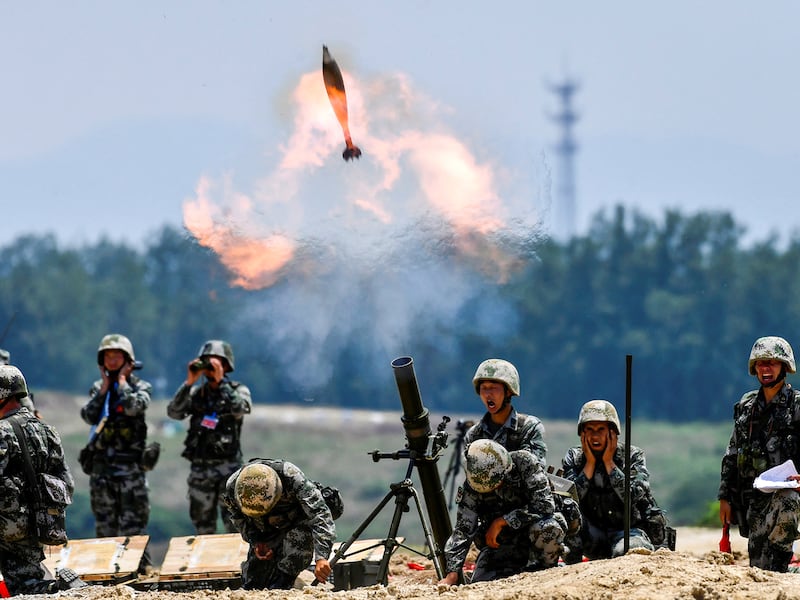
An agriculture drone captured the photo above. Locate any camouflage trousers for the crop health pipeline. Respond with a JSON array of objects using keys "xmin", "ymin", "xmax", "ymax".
[
  {"xmin": 471, "ymin": 516, "xmax": 564, "ymax": 583},
  {"xmin": 0, "ymin": 539, "xmax": 54, "ymax": 595},
  {"xmin": 579, "ymin": 521, "xmax": 654, "ymax": 560},
  {"xmin": 188, "ymin": 460, "xmax": 241, "ymax": 534},
  {"xmin": 240, "ymin": 527, "xmax": 313, "ymax": 589},
  {"xmin": 746, "ymin": 489, "xmax": 800, "ymax": 572},
  {"xmin": 90, "ymin": 469, "xmax": 150, "ymax": 537}
]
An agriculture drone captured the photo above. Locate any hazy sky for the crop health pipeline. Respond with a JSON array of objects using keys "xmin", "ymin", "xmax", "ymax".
[{"xmin": 2, "ymin": 1, "xmax": 798, "ymax": 249}]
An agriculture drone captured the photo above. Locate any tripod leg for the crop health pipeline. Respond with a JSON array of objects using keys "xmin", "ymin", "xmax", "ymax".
[
  {"xmin": 408, "ymin": 487, "xmax": 445, "ymax": 579},
  {"xmin": 374, "ymin": 487, "xmax": 412, "ymax": 585},
  {"xmin": 330, "ymin": 489, "xmax": 397, "ymax": 569}
]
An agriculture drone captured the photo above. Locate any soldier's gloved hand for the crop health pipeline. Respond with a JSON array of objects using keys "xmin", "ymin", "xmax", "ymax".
[
  {"xmin": 485, "ymin": 516, "xmax": 508, "ymax": 549},
  {"xmin": 254, "ymin": 542, "xmax": 274, "ymax": 560}
]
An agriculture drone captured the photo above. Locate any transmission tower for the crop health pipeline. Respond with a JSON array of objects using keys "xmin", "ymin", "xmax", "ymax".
[{"xmin": 548, "ymin": 78, "xmax": 580, "ymax": 239}]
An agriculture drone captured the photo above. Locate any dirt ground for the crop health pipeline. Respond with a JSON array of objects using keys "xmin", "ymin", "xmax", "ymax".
[{"xmin": 35, "ymin": 527, "xmax": 800, "ymax": 600}]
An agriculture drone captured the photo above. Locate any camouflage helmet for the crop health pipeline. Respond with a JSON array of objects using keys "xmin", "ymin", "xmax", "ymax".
[
  {"xmin": 0, "ymin": 348, "xmax": 9, "ymax": 365},
  {"xmin": 472, "ymin": 359, "xmax": 520, "ymax": 397},
  {"xmin": 0, "ymin": 365, "xmax": 29, "ymax": 401},
  {"xmin": 465, "ymin": 439, "xmax": 512, "ymax": 493},
  {"xmin": 578, "ymin": 399, "xmax": 621, "ymax": 434},
  {"xmin": 198, "ymin": 340, "xmax": 235, "ymax": 372},
  {"xmin": 234, "ymin": 463, "xmax": 282, "ymax": 517},
  {"xmin": 97, "ymin": 334, "xmax": 135, "ymax": 365},
  {"xmin": 748, "ymin": 336, "xmax": 796, "ymax": 375}
]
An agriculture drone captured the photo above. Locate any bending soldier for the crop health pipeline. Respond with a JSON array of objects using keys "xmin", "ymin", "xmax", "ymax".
[
  {"xmin": 168, "ymin": 340, "xmax": 252, "ymax": 534},
  {"xmin": 222, "ymin": 460, "xmax": 335, "ymax": 589},
  {"xmin": 439, "ymin": 439, "xmax": 564, "ymax": 584},
  {"xmin": 464, "ymin": 359, "xmax": 581, "ymax": 564},
  {"xmin": 80, "ymin": 334, "xmax": 152, "ymax": 542},
  {"xmin": 0, "ymin": 365, "xmax": 83, "ymax": 594},
  {"xmin": 562, "ymin": 400, "xmax": 668, "ymax": 559},
  {"xmin": 719, "ymin": 336, "xmax": 800, "ymax": 572}
]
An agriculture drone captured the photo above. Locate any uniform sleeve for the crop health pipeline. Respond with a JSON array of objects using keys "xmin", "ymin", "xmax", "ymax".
[
  {"xmin": 461, "ymin": 422, "xmax": 481, "ymax": 459},
  {"xmin": 503, "ymin": 453, "xmax": 554, "ymax": 529},
  {"xmin": 718, "ymin": 425, "xmax": 739, "ymax": 501},
  {"xmin": 443, "ymin": 486, "xmax": 480, "ymax": 574},
  {"xmin": 81, "ymin": 380, "xmax": 105, "ymax": 424},
  {"xmin": 44, "ymin": 422, "xmax": 75, "ymax": 500},
  {"xmin": 518, "ymin": 417, "xmax": 547, "ymax": 463},
  {"xmin": 562, "ymin": 446, "xmax": 590, "ymax": 500},
  {"xmin": 219, "ymin": 381, "xmax": 252, "ymax": 418},
  {"xmin": 167, "ymin": 383, "xmax": 194, "ymax": 419},
  {"xmin": 608, "ymin": 446, "xmax": 650, "ymax": 504},
  {"xmin": 284, "ymin": 462, "xmax": 336, "ymax": 562},
  {"xmin": 118, "ymin": 377, "xmax": 152, "ymax": 416}
]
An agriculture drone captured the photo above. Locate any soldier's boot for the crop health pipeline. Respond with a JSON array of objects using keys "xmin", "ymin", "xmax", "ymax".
[
  {"xmin": 267, "ymin": 569, "xmax": 296, "ymax": 590},
  {"xmin": 55, "ymin": 568, "xmax": 87, "ymax": 591},
  {"xmin": 768, "ymin": 547, "xmax": 794, "ymax": 573}
]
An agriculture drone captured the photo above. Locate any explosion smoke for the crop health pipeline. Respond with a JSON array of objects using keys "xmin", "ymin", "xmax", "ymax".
[{"xmin": 183, "ymin": 59, "xmax": 548, "ymax": 390}]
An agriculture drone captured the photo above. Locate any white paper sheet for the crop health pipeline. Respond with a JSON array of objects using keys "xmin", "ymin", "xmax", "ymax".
[{"xmin": 753, "ymin": 459, "xmax": 800, "ymax": 493}]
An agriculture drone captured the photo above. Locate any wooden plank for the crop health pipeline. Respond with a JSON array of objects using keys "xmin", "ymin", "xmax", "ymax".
[
  {"xmin": 42, "ymin": 536, "xmax": 149, "ymax": 582},
  {"xmin": 158, "ymin": 534, "xmax": 249, "ymax": 581}
]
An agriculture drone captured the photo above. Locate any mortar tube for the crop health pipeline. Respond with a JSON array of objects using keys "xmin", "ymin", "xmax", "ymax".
[{"xmin": 391, "ymin": 356, "xmax": 452, "ymax": 574}]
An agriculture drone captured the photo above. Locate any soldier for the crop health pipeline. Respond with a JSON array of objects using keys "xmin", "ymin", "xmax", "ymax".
[
  {"xmin": 222, "ymin": 460, "xmax": 335, "ymax": 589},
  {"xmin": 0, "ymin": 365, "xmax": 84, "ymax": 594},
  {"xmin": 80, "ymin": 334, "xmax": 153, "ymax": 543},
  {"xmin": 464, "ymin": 359, "xmax": 546, "ymax": 461},
  {"xmin": 562, "ymin": 400, "xmax": 667, "ymax": 559},
  {"xmin": 464, "ymin": 359, "xmax": 582, "ymax": 564},
  {"xmin": 439, "ymin": 439, "xmax": 564, "ymax": 585},
  {"xmin": 168, "ymin": 340, "xmax": 252, "ymax": 534},
  {"xmin": 719, "ymin": 336, "xmax": 800, "ymax": 572}
]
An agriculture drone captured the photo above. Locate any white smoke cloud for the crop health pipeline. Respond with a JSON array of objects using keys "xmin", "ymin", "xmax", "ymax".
[{"xmin": 183, "ymin": 64, "xmax": 549, "ymax": 390}]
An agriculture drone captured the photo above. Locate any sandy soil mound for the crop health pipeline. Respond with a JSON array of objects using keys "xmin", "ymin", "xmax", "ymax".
[{"xmin": 36, "ymin": 527, "xmax": 800, "ymax": 600}]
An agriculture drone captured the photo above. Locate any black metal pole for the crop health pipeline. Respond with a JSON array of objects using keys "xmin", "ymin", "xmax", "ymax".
[
  {"xmin": 624, "ymin": 354, "xmax": 632, "ymax": 553},
  {"xmin": 391, "ymin": 356, "xmax": 451, "ymax": 575}
]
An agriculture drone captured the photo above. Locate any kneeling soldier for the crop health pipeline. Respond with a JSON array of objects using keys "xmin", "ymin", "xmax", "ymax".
[{"xmin": 439, "ymin": 440, "xmax": 564, "ymax": 584}]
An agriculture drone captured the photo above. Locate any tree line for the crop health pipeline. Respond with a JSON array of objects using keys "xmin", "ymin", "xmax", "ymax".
[{"xmin": 1, "ymin": 206, "xmax": 795, "ymax": 424}]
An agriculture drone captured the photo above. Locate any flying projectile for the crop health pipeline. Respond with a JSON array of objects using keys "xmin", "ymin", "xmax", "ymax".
[{"xmin": 322, "ymin": 45, "xmax": 362, "ymax": 161}]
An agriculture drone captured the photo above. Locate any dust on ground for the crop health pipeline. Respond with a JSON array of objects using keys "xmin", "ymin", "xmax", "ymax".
[{"xmin": 36, "ymin": 527, "xmax": 800, "ymax": 600}]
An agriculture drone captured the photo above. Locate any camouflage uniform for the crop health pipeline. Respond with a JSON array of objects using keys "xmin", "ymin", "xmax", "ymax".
[
  {"xmin": 444, "ymin": 449, "xmax": 564, "ymax": 582},
  {"xmin": 562, "ymin": 443, "xmax": 656, "ymax": 558},
  {"xmin": 719, "ymin": 382, "xmax": 800, "ymax": 571},
  {"xmin": 0, "ymin": 406, "xmax": 75, "ymax": 595},
  {"xmin": 81, "ymin": 373, "xmax": 152, "ymax": 537},
  {"xmin": 168, "ymin": 376, "xmax": 251, "ymax": 533},
  {"xmin": 463, "ymin": 408, "xmax": 547, "ymax": 463},
  {"xmin": 222, "ymin": 459, "xmax": 336, "ymax": 589},
  {"xmin": 464, "ymin": 408, "xmax": 582, "ymax": 564}
]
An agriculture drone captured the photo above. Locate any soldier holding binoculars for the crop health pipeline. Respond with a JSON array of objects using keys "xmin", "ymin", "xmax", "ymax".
[{"xmin": 168, "ymin": 340, "xmax": 252, "ymax": 534}]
